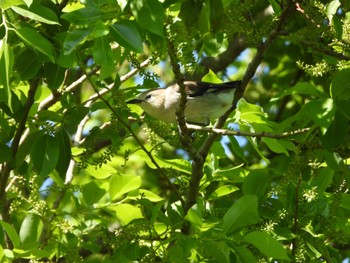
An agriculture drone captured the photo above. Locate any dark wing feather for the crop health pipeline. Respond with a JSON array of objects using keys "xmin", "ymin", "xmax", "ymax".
[{"xmin": 183, "ymin": 81, "xmax": 241, "ymax": 97}]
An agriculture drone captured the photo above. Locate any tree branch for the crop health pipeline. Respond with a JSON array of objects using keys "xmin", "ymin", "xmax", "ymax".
[
  {"xmin": 181, "ymin": 0, "xmax": 295, "ymax": 233},
  {"xmin": 0, "ymin": 78, "xmax": 40, "ymax": 248},
  {"xmin": 166, "ymin": 37, "xmax": 196, "ymax": 159},
  {"xmin": 187, "ymin": 124, "xmax": 310, "ymax": 138}
]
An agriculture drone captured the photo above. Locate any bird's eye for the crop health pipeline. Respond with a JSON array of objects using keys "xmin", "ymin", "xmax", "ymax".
[{"xmin": 145, "ymin": 94, "xmax": 152, "ymax": 100}]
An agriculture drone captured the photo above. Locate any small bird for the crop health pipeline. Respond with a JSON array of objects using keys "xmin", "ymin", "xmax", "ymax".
[{"xmin": 127, "ymin": 81, "xmax": 241, "ymax": 126}]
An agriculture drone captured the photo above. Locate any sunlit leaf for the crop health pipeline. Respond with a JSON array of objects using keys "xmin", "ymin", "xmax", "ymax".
[
  {"xmin": 61, "ymin": 7, "xmax": 102, "ymax": 25},
  {"xmin": 113, "ymin": 204, "xmax": 143, "ymax": 225},
  {"xmin": 19, "ymin": 213, "xmax": 41, "ymax": 247},
  {"xmin": 0, "ymin": 221, "xmax": 20, "ymax": 248},
  {"xmin": 11, "ymin": 4, "xmax": 59, "ymax": 25},
  {"xmin": 208, "ymin": 185, "xmax": 239, "ymax": 200},
  {"xmin": 109, "ymin": 174, "xmax": 141, "ymax": 200}
]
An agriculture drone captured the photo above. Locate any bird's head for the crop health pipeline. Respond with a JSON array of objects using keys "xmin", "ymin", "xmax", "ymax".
[{"xmin": 127, "ymin": 89, "xmax": 167, "ymax": 119}]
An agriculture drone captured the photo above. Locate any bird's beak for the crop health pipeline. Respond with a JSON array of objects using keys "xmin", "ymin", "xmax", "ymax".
[{"xmin": 126, "ymin": 99, "xmax": 142, "ymax": 104}]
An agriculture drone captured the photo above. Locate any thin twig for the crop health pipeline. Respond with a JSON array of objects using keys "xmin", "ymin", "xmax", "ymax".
[
  {"xmin": 84, "ymin": 72, "xmax": 186, "ymax": 207},
  {"xmin": 187, "ymin": 124, "xmax": 310, "ymax": 138},
  {"xmin": 166, "ymin": 37, "xmax": 196, "ymax": 158}
]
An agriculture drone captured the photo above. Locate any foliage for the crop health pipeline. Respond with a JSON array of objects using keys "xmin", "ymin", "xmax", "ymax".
[{"xmin": 0, "ymin": 0, "xmax": 350, "ymax": 262}]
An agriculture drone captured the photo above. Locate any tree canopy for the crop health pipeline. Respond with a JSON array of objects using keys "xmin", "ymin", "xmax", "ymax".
[{"xmin": 0, "ymin": 0, "xmax": 350, "ymax": 262}]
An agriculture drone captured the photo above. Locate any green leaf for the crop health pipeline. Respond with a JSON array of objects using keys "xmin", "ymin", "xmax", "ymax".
[
  {"xmin": 82, "ymin": 181, "xmax": 106, "ymax": 205},
  {"xmin": 130, "ymin": 0, "xmax": 165, "ymax": 37},
  {"xmin": 31, "ymin": 134, "xmax": 59, "ymax": 177},
  {"xmin": 201, "ymin": 69, "xmax": 222, "ymax": 83},
  {"xmin": 11, "ymin": 4, "xmax": 59, "ymax": 25},
  {"xmin": 0, "ymin": 40, "xmax": 14, "ymax": 111},
  {"xmin": 43, "ymin": 63, "xmax": 65, "ymax": 90},
  {"xmin": 93, "ymin": 36, "xmax": 114, "ymax": 78},
  {"xmin": 127, "ymin": 189, "xmax": 164, "ymax": 202},
  {"xmin": 113, "ymin": 204, "xmax": 143, "ymax": 225},
  {"xmin": 144, "ymin": 156, "xmax": 191, "ymax": 174},
  {"xmin": 55, "ymin": 130, "xmax": 71, "ymax": 178},
  {"xmin": 14, "ymin": 48, "xmax": 41, "ymax": 80},
  {"xmin": 0, "ymin": 221, "xmax": 20, "ymax": 248},
  {"xmin": 109, "ymin": 174, "xmax": 141, "ymax": 200},
  {"xmin": 15, "ymin": 130, "xmax": 43, "ymax": 168},
  {"xmin": 0, "ymin": 144, "xmax": 11, "ymax": 162},
  {"xmin": 61, "ymin": 7, "xmax": 103, "ymax": 25},
  {"xmin": 15, "ymin": 27, "xmax": 56, "ymax": 62},
  {"xmin": 63, "ymin": 28, "xmax": 93, "ymax": 55},
  {"xmin": 326, "ymin": 0, "xmax": 340, "ymax": 22},
  {"xmin": 242, "ymin": 231, "xmax": 290, "ymax": 260},
  {"xmin": 198, "ymin": 0, "xmax": 210, "ymax": 34},
  {"xmin": 110, "ymin": 21, "xmax": 143, "ymax": 53},
  {"xmin": 179, "ymin": 0, "xmax": 203, "ymax": 27},
  {"xmin": 233, "ymin": 245, "xmax": 257, "ymax": 263},
  {"xmin": 237, "ymin": 99, "xmax": 270, "ymax": 126},
  {"xmin": 304, "ymin": 99, "xmax": 335, "ymax": 133},
  {"xmin": 222, "ymin": 195, "xmax": 259, "ymax": 234},
  {"xmin": 208, "ymin": 185, "xmax": 239, "ymax": 200},
  {"xmin": 202, "ymin": 240, "xmax": 230, "ymax": 263},
  {"xmin": 322, "ymin": 110, "xmax": 348, "ymax": 149},
  {"xmin": 185, "ymin": 207, "xmax": 203, "ymax": 231},
  {"xmin": 330, "ymin": 68, "xmax": 350, "ymax": 100},
  {"xmin": 268, "ymin": 0, "xmax": 281, "ymax": 14},
  {"xmin": 0, "ymin": 0, "xmax": 24, "ymax": 10},
  {"xmin": 85, "ymin": 164, "xmax": 116, "ymax": 179},
  {"xmin": 280, "ymin": 82, "xmax": 325, "ymax": 98},
  {"xmin": 243, "ymin": 170, "xmax": 268, "ymax": 197},
  {"xmin": 262, "ymin": 137, "xmax": 289, "ymax": 155},
  {"xmin": 336, "ymin": 99, "xmax": 350, "ymax": 119},
  {"xmin": 19, "ymin": 213, "xmax": 41, "ymax": 247}
]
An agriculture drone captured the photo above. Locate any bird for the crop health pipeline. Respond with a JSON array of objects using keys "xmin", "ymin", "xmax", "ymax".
[{"xmin": 127, "ymin": 80, "xmax": 241, "ymax": 126}]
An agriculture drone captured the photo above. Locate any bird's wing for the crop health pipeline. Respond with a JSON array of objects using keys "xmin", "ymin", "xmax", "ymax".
[{"xmin": 181, "ymin": 81, "xmax": 241, "ymax": 97}]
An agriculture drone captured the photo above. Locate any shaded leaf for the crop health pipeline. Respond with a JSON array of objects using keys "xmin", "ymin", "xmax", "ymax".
[
  {"xmin": 110, "ymin": 21, "xmax": 143, "ymax": 52},
  {"xmin": 55, "ymin": 130, "xmax": 71, "ymax": 178},
  {"xmin": 0, "ymin": 144, "xmax": 11, "ymax": 163},
  {"xmin": 222, "ymin": 195, "xmax": 259, "ymax": 234},
  {"xmin": 330, "ymin": 68, "xmax": 350, "ymax": 100},
  {"xmin": 63, "ymin": 28, "xmax": 93, "ymax": 55},
  {"xmin": 15, "ymin": 27, "xmax": 56, "ymax": 62},
  {"xmin": 31, "ymin": 134, "xmax": 59, "ymax": 177},
  {"xmin": 242, "ymin": 231, "xmax": 290, "ymax": 260}
]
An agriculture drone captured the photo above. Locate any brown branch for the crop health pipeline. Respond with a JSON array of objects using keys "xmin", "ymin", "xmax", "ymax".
[
  {"xmin": 200, "ymin": 35, "xmax": 247, "ymax": 74},
  {"xmin": 187, "ymin": 125, "xmax": 310, "ymax": 138},
  {"xmin": 166, "ymin": 35, "xmax": 196, "ymax": 159},
  {"xmin": 181, "ymin": 0, "xmax": 295, "ymax": 234}
]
